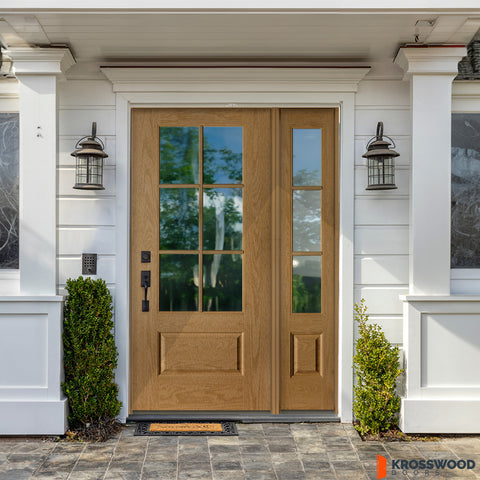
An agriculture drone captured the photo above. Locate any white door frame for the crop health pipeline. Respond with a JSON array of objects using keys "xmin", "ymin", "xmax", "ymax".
[{"xmin": 101, "ymin": 66, "xmax": 370, "ymax": 422}]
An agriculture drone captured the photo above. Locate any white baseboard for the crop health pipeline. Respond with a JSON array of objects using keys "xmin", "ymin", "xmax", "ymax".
[
  {"xmin": 401, "ymin": 399, "xmax": 480, "ymax": 433},
  {"xmin": 0, "ymin": 399, "xmax": 68, "ymax": 435}
]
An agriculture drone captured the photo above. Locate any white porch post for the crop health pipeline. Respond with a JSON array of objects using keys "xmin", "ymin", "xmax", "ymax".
[
  {"xmin": 7, "ymin": 47, "xmax": 75, "ymax": 295},
  {"xmin": 395, "ymin": 46, "xmax": 465, "ymax": 296},
  {"xmin": 392, "ymin": 47, "xmax": 480, "ymax": 434},
  {"xmin": 0, "ymin": 48, "xmax": 75, "ymax": 435}
]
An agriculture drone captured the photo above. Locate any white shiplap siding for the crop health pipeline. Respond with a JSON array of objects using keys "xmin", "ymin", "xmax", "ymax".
[
  {"xmin": 354, "ymin": 79, "xmax": 411, "ymax": 345},
  {"xmin": 57, "ymin": 80, "xmax": 116, "ymax": 295}
]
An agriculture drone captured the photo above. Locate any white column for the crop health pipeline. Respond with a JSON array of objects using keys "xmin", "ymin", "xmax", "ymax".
[
  {"xmin": 7, "ymin": 47, "xmax": 75, "ymax": 295},
  {"xmin": 395, "ymin": 47, "xmax": 466, "ymax": 295}
]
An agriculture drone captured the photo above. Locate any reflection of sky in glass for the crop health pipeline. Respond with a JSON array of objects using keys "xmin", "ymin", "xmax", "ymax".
[
  {"xmin": 293, "ymin": 129, "xmax": 322, "ymax": 186},
  {"xmin": 203, "ymin": 127, "xmax": 243, "ymax": 184}
]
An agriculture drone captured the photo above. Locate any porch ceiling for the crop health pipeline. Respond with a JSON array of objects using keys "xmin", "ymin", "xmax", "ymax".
[{"xmin": 0, "ymin": 11, "xmax": 479, "ymax": 65}]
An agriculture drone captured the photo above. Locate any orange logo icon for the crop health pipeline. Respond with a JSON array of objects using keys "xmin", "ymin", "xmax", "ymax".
[{"xmin": 377, "ymin": 454, "xmax": 387, "ymax": 479}]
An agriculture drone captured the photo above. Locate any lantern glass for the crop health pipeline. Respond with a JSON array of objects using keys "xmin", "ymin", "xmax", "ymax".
[
  {"xmin": 367, "ymin": 155, "xmax": 396, "ymax": 189},
  {"xmin": 74, "ymin": 154, "xmax": 104, "ymax": 189}
]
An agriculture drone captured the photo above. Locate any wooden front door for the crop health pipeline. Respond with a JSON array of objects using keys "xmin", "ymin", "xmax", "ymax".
[{"xmin": 130, "ymin": 108, "xmax": 337, "ymax": 413}]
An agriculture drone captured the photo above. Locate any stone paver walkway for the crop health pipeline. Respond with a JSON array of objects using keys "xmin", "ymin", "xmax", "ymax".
[{"xmin": 1, "ymin": 423, "xmax": 480, "ymax": 480}]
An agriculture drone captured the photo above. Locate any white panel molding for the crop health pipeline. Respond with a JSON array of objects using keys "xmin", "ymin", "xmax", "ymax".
[
  {"xmin": 0, "ymin": 297, "xmax": 67, "ymax": 435},
  {"xmin": 101, "ymin": 65, "xmax": 371, "ymax": 423},
  {"xmin": 401, "ymin": 296, "xmax": 480, "ymax": 433}
]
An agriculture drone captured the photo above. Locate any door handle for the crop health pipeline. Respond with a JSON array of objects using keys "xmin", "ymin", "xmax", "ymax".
[{"xmin": 141, "ymin": 270, "xmax": 151, "ymax": 312}]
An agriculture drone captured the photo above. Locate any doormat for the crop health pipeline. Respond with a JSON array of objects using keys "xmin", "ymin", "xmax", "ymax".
[{"xmin": 134, "ymin": 421, "xmax": 238, "ymax": 436}]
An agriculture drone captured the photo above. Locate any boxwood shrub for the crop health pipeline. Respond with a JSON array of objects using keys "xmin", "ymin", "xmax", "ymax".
[{"xmin": 62, "ymin": 276, "xmax": 121, "ymax": 430}]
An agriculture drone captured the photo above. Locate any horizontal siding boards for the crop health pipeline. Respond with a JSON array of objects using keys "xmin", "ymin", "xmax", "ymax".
[
  {"xmin": 355, "ymin": 166, "xmax": 409, "ymax": 196},
  {"xmin": 355, "ymin": 198, "xmax": 409, "ymax": 225},
  {"xmin": 58, "ymin": 108, "xmax": 115, "ymax": 136},
  {"xmin": 365, "ymin": 316, "xmax": 403, "ymax": 344},
  {"xmin": 355, "ymin": 287, "xmax": 408, "ymax": 315},
  {"xmin": 58, "ymin": 198, "xmax": 115, "ymax": 226},
  {"xmin": 355, "ymin": 136, "xmax": 411, "ymax": 167},
  {"xmin": 451, "ymin": 279, "xmax": 480, "ymax": 295},
  {"xmin": 58, "ymin": 136, "xmax": 116, "ymax": 166},
  {"xmin": 354, "ymin": 256, "xmax": 409, "ymax": 285},
  {"xmin": 58, "ymin": 167, "xmax": 115, "ymax": 196},
  {"xmin": 58, "ymin": 80, "xmax": 115, "ymax": 106},
  {"xmin": 57, "ymin": 256, "xmax": 115, "ymax": 284},
  {"xmin": 355, "ymin": 80, "xmax": 410, "ymax": 107},
  {"xmin": 58, "ymin": 227, "xmax": 116, "ymax": 256},
  {"xmin": 354, "ymin": 108, "xmax": 411, "ymax": 136},
  {"xmin": 355, "ymin": 226, "xmax": 409, "ymax": 255}
]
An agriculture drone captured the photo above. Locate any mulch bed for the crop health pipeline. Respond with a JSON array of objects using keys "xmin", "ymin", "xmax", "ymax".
[{"xmin": 63, "ymin": 419, "xmax": 124, "ymax": 442}]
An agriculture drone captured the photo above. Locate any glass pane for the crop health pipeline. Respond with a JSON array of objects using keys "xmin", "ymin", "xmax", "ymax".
[
  {"xmin": 160, "ymin": 255, "xmax": 199, "ymax": 311},
  {"xmin": 0, "ymin": 113, "xmax": 19, "ymax": 269},
  {"xmin": 203, "ymin": 254, "xmax": 242, "ymax": 311},
  {"xmin": 160, "ymin": 188, "xmax": 199, "ymax": 250},
  {"xmin": 293, "ymin": 190, "xmax": 321, "ymax": 251},
  {"xmin": 452, "ymin": 113, "xmax": 480, "ymax": 267},
  {"xmin": 203, "ymin": 127, "xmax": 243, "ymax": 184},
  {"xmin": 203, "ymin": 189, "xmax": 242, "ymax": 250},
  {"xmin": 293, "ymin": 129, "xmax": 322, "ymax": 186},
  {"xmin": 292, "ymin": 256, "xmax": 321, "ymax": 313},
  {"xmin": 160, "ymin": 127, "xmax": 199, "ymax": 184}
]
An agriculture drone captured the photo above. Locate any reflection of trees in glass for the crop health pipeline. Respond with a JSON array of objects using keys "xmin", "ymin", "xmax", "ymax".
[
  {"xmin": 293, "ymin": 189, "xmax": 321, "ymax": 251},
  {"xmin": 0, "ymin": 113, "xmax": 19, "ymax": 269},
  {"xmin": 160, "ymin": 255, "xmax": 199, "ymax": 311},
  {"xmin": 160, "ymin": 127, "xmax": 199, "ymax": 184},
  {"xmin": 203, "ymin": 190, "xmax": 242, "ymax": 251},
  {"xmin": 293, "ymin": 168, "xmax": 321, "ymax": 187},
  {"xmin": 203, "ymin": 254, "xmax": 242, "ymax": 311},
  {"xmin": 292, "ymin": 274, "xmax": 321, "ymax": 313},
  {"xmin": 451, "ymin": 114, "xmax": 480, "ymax": 267},
  {"xmin": 160, "ymin": 189, "xmax": 199, "ymax": 250}
]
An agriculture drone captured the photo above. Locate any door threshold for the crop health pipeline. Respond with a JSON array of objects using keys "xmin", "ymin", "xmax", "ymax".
[{"xmin": 127, "ymin": 411, "xmax": 340, "ymax": 423}]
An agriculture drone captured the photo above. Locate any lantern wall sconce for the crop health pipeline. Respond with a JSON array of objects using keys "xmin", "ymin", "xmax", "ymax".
[
  {"xmin": 71, "ymin": 122, "xmax": 107, "ymax": 190},
  {"xmin": 363, "ymin": 122, "xmax": 399, "ymax": 190}
]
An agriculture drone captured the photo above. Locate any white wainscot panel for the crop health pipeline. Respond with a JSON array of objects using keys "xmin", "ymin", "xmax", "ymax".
[
  {"xmin": 0, "ymin": 314, "xmax": 47, "ymax": 388},
  {"xmin": 58, "ymin": 198, "xmax": 115, "ymax": 226},
  {"xmin": 355, "ymin": 226, "xmax": 409, "ymax": 255},
  {"xmin": 58, "ymin": 227, "xmax": 116, "ymax": 256},
  {"xmin": 59, "ymin": 80, "xmax": 115, "ymax": 107},
  {"xmin": 355, "ymin": 167, "xmax": 409, "ymax": 196},
  {"xmin": 58, "ymin": 136, "xmax": 116, "ymax": 167},
  {"xmin": 355, "ymin": 198, "xmax": 409, "ymax": 226},
  {"xmin": 354, "ymin": 109, "xmax": 411, "ymax": 136},
  {"xmin": 355, "ymin": 287, "xmax": 408, "ymax": 315},
  {"xmin": 421, "ymin": 314, "xmax": 480, "ymax": 388},
  {"xmin": 58, "ymin": 109, "xmax": 116, "ymax": 136},
  {"xmin": 355, "ymin": 80, "xmax": 410, "ymax": 107},
  {"xmin": 58, "ymin": 167, "xmax": 115, "ymax": 196},
  {"xmin": 355, "ymin": 255, "xmax": 409, "ymax": 285},
  {"xmin": 355, "ymin": 136, "xmax": 410, "ymax": 167},
  {"xmin": 58, "ymin": 256, "xmax": 115, "ymax": 284}
]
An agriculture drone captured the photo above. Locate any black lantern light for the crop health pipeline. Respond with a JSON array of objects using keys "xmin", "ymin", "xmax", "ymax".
[
  {"xmin": 71, "ymin": 122, "xmax": 107, "ymax": 190},
  {"xmin": 363, "ymin": 122, "xmax": 399, "ymax": 190}
]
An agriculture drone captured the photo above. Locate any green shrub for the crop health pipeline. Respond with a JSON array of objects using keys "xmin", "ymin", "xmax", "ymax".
[
  {"xmin": 62, "ymin": 277, "xmax": 121, "ymax": 429},
  {"xmin": 353, "ymin": 299, "xmax": 403, "ymax": 436}
]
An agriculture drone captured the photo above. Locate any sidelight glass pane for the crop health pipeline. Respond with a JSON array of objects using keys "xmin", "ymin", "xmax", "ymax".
[
  {"xmin": 160, "ymin": 188, "xmax": 199, "ymax": 250},
  {"xmin": 203, "ymin": 188, "xmax": 243, "ymax": 250},
  {"xmin": 160, "ymin": 127, "xmax": 199, "ymax": 184},
  {"xmin": 203, "ymin": 127, "xmax": 243, "ymax": 184},
  {"xmin": 203, "ymin": 254, "xmax": 242, "ymax": 311},
  {"xmin": 451, "ymin": 113, "xmax": 480, "ymax": 267},
  {"xmin": 293, "ymin": 190, "xmax": 321, "ymax": 251},
  {"xmin": 160, "ymin": 254, "xmax": 199, "ymax": 311},
  {"xmin": 293, "ymin": 129, "xmax": 322, "ymax": 186},
  {"xmin": 292, "ymin": 256, "xmax": 321, "ymax": 313}
]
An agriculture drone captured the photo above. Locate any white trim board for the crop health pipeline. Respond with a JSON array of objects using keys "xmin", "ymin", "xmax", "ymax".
[{"xmin": 101, "ymin": 66, "xmax": 370, "ymax": 423}]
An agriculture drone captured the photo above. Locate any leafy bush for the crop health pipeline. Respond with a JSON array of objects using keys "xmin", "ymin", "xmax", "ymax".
[
  {"xmin": 353, "ymin": 299, "xmax": 403, "ymax": 436},
  {"xmin": 62, "ymin": 277, "xmax": 121, "ymax": 430}
]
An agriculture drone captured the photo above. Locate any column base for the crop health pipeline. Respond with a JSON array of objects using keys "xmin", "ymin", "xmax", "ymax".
[
  {"xmin": 0, "ymin": 399, "xmax": 68, "ymax": 435},
  {"xmin": 401, "ymin": 398, "xmax": 480, "ymax": 434}
]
